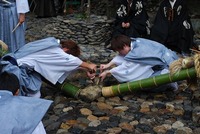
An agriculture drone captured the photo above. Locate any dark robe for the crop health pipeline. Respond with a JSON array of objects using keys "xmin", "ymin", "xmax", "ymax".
[
  {"xmin": 35, "ymin": 0, "xmax": 56, "ymax": 17},
  {"xmin": 112, "ymin": 0, "xmax": 150, "ymax": 38},
  {"xmin": 150, "ymin": 0, "xmax": 195, "ymax": 54}
]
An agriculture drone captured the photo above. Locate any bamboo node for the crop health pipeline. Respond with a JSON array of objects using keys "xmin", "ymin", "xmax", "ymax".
[
  {"xmin": 168, "ymin": 74, "xmax": 172, "ymax": 82},
  {"xmin": 117, "ymin": 84, "xmax": 121, "ymax": 94},
  {"xmin": 60, "ymin": 82, "xmax": 67, "ymax": 91},
  {"xmin": 127, "ymin": 82, "xmax": 132, "ymax": 92},
  {"xmin": 139, "ymin": 80, "xmax": 143, "ymax": 89},
  {"xmin": 153, "ymin": 77, "xmax": 158, "ymax": 86}
]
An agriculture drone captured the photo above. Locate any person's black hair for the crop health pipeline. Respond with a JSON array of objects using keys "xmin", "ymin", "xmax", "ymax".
[
  {"xmin": 60, "ymin": 40, "xmax": 81, "ymax": 57},
  {"xmin": 0, "ymin": 72, "xmax": 20, "ymax": 95},
  {"xmin": 111, "ymin": 34, "xmax": 131, "ymax": 51}
]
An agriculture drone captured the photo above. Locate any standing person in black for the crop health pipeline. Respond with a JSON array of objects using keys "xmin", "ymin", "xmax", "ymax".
[
  {"xmin": 150, "ymin": 0, "xmax": 195, "ymax": 56},
  {"xmin": 35, "ymin": 0, "xmax": 57, "ymax": 17},
  {"xmin": 112, "ymin": 0, "xmax": 150, "ymax": 38}
]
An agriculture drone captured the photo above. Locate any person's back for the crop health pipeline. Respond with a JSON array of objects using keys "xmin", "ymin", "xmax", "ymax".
[
  {"xmin": 150, "ymin": 0, "xmax": 195, "ymax": 55},
  {"xmin": 0, "ymin": 72, "xmax": 52, "ymax": 134}
]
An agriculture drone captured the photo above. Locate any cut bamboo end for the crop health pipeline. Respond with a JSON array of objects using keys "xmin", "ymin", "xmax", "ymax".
[{"xmin": 102, "ymin": 86, "xmax": 114, "ymax": 97}]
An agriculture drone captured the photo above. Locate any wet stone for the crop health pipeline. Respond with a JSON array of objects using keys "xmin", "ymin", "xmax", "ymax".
[
  {"xmin": 166, "ymin": 129, "xmax": 176, "ymax": 134},
  {"xmin": 93, "ymin": 111, "xmax": 107, "ymax": 117},
  {"xmin": 172, "ymin": 121, "xmax": 184, "ymax": 129},
  {"xmin": 154, "ymin": 102, "xmax": 166, "ymax": 109},
  {"xmin": 46, "ymin": 122, "xmax": 61, "ymax": 131},
  {"xmin": 68, "ymin": 127, "xmax": 83, "ymax": 134},
  {"xmin": 183, "ymin": 105, "xmax": 193, "ymax": 120},
  {"xmin": 136, "ymin": 123, "xmax": 155, "ymax": 133},
  {"xmin": 133, "ymin": 112, "xmax": 145, "ymax": 120}
]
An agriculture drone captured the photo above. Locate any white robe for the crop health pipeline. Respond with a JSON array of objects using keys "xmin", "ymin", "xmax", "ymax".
[
  {"xmin": 110, "ymin": 55, "xmax": 154, "ymax": 83},
  {"xmin": 16, "ymin": 0, "xmax": 30, "ymax": 13},
  {"xmin": 17, "ymin": 46, "xmax": 82, "ymax": 84}
]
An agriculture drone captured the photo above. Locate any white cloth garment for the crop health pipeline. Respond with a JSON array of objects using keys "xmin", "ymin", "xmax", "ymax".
[
  {"xmin": 16, "ymin": 0, "xmax": 30, "ymax": 13},
  {"xmin": 169, "ymin": 0, "xmax": 176, "ymax": 8},
  {"xmin": 109, "ymin": 55, "xmax": 154, "ymax": 83},
  {"xmin": 17, "ymin": 46, "xmax": 82, "ymax": 84},
  {"xmin": 32, "ymin": 121, "xmax": 46, "ymax": 134}
]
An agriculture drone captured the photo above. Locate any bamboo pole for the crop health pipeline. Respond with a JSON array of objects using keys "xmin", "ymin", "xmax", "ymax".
[
  {"xmin": 56, "ymin": 82, "xmax": 81, "ymax": 98},
  {"xmin": 102, "ymin": 67, "xmax": 196, "ymax": 97}
]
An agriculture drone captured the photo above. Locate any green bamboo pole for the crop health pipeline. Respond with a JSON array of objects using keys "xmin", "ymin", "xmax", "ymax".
[
  {"xmin": 56, "ymin": 82, "xmax": 81, "ymax": 98},
  {"xmin": 102, "ymin": 67, "xmax": 196, "ymax": 97}
]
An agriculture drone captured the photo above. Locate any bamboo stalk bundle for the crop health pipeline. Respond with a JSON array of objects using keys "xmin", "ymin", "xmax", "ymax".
[{"xmin": 102, "ymin": 68, "xmax": 196, "ymax": 97}]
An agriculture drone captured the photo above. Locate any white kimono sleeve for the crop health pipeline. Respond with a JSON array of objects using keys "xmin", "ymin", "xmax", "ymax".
[
  {"xmin": 16, "ymin": 0, "xmax": 30, "ymax": 13},
  {"xmin": 111, "ymin": 55, "xmax": 125, "ymax": 66},
  {"xmin": 110, "ymin": 60, "xmax": 154, "ymax": 83}
]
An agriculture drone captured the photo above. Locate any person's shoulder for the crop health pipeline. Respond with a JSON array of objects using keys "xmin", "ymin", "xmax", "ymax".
[{"xmin": 133, "ymin": 37, "xmax": 144, "ymax": 41}]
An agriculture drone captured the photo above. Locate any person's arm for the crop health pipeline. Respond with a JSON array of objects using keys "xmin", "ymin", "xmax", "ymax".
[
  {"xmin": 100, "ymin": 55, "xmax": 125, "ymax": 72},
  {"xmin": 100, "ymin": 61, "xmax": 115, "ymax": 73},
  {"xmin": 79, "ymin": 61, "xmax": 97, "ymax": 79},
  {"xmin": 99, "ymin": 70, "xmax": 111, "ymax": 82},
  {"xmin": 16, "ymin": 0, "xmax": 29, "ymax": 24},
  {"xmin": 80, "ymin": 61, "xmax": 96, "ymax": 72},
  {"xmin": 19, "ymin": 13, "xmax": 25, "ymax": 24}
]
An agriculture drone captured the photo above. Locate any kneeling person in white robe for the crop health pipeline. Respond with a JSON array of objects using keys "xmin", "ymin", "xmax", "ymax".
[{"xmin": 100, "ymin": 35, "xmax": 179, "ymax": 91}]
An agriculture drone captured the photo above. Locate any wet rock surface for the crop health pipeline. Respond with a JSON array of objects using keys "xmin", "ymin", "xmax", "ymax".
[
  {"xmin": 41, "ymin": 82, "xmax": 200, "ymax": 134},
  {"xmin": 25, "ymin": 12, "xmax": 200, "ymax": 134}
]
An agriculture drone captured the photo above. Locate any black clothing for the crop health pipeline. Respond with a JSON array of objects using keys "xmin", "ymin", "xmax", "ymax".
[
  {"xmin": 35, "ymin": 0, "xmax": 56, "ymax": 17},
  {"xmin": 112, "ymin": 0, "xmax": 150, "ymax": 38},
  {"xmin": 150, "ymin": 0, "xmax": 194, "ymax": 54}
]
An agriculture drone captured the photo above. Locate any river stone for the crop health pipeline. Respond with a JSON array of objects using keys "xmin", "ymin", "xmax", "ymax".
[{"xmin": 79, "ymin": 85, "xmax": 102, "ymax": 102}]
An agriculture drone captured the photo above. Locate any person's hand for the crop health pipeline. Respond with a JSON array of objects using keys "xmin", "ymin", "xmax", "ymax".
[
  {"xmin": 124, "ymin": 22, "xmax": 130, "ymax": 28},
  {"xmin": 19, "ymin": 13, "xmax": 25, "ymax": 24},
  {"xmin": 87, "ymin": 71, "xmax": 96, "ymax": 79},
  {"xmin": 99, "ymin": 70, "xmax": 109, "ymax": 82},
  {"xmin": 100, "ymin": 64, "xmax": 110, "ymax": 73},
  {"xmin": 122, "ymin": 22, "xmax": 126, "ymax": 28},
  {"xmin": 88, "ymin": 63, "xmax": 97, "ymax": 73}
]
